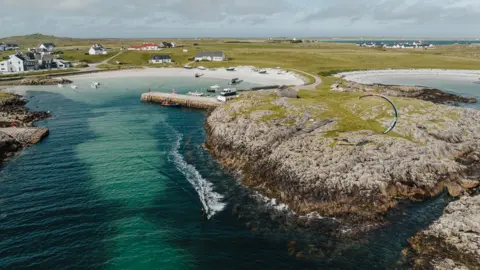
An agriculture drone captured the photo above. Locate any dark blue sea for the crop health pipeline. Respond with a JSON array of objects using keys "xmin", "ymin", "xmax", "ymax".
[{"xmin": 0, "ymin": 76, "xmax": 462, "ymax": 269}]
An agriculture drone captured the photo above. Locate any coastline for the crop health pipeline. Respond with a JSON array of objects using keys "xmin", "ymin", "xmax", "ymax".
[
  {"xmin": 63, "ymin": 67, "xmax": 306, "ymax": 87},
  {"xmin": 334, "ymin": 69, "xmax": 480, "ymax": 84},
  {"xmin": 0, "ymin": 93, "xmax": 50, "ymax": 163}
]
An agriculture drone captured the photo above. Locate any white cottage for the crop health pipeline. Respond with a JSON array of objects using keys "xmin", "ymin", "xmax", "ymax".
[
  {"xmin": 0, "ymin": 55, "xmax": 25, "ymax": 73},
  {"xmin": 38, "ymin": 43, "xmax": 56, "ymax": 52},
  {"xmin": 194, "ymin": 51, "xmax": 226, "ymax": 62},
  {"xmin": 88, "ymin": 44, "xmax": 107, "ymax": 55},
  {"xmin": 149, "ymin": 55, "xmax": 172, "ymax": 63}
]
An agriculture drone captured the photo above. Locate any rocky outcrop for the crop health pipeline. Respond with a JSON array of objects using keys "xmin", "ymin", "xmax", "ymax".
[
  {"xmin": 205, "ymin": 93, "xmax": 480, "ymax": 227},
  {"xmin": 408, "ymin": 195, "xmax": 480, "ymax": 269},
  {"xmin": 0, "ymin": 92, "xmax": 50, "ymax": 163},
  {"xmin": 277, "ymin": 85, "xmax": 298, "ymax": 98},
  {"xmin": 15, "ymin": 76, "xmax": 72, "ymax": 85},
  {"xmin": 332, "ymin": 81, "xmax": 477, "ymax": 105}
]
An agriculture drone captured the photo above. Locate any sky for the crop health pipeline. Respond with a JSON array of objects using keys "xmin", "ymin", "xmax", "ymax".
[{"xmin": 1, "ymin": 0, "xmax": 480, "ymax": 38}]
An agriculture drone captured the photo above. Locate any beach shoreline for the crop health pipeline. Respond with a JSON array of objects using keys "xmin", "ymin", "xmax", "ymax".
[
  {"xmin": 63, "ymin": 66, "xmax": 306, "ymax": 87},
  {"xmin": 334, "ymin": 69, "xmax": 480, "ymax": 84}
]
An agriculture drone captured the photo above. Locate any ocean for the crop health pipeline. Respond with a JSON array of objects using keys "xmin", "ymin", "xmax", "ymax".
[{"xmin": 0, "ymin": 76, "xmax": 472, "ymax": 269}]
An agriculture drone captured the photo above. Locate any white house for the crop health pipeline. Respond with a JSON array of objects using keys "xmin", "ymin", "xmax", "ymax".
[
  {"xmin": 128, "ymin": 43, "xmax": 160, "ymax": 50},
  {"xmin": 183, "ymin": 49, "xmax": 188, "ymax": 52},
  {"xmin": 149, "ymin": 55, "xmax": 172, "ymax": 63},
  {"xmin": 89, "ymin": 44, "xmax": 107, "ymax": 55},
  {"xmin": 53, "ymin": 59, "xmax": 72, "ymax": 69},
  {"xmin": 38, "ymin": 43, "xmax": 56, "ymax": 52},
  {"xmin": 194, "ymin": 51, "xmax": 226, "ymax": 62},
  {"xmin": 0, "ymin": 54, "xmax": 25, "ymax": 73}
]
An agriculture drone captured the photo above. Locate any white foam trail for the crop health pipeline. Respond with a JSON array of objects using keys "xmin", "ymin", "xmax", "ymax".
[{"xmin": 169, "ymin": 130, "xmax": 225, "ymax": 219}]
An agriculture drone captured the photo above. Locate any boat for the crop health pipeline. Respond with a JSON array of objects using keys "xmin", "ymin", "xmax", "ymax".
[
  {"xmin": 208, "ymin": 84, "xmax": 220, "ymax": 92},
  {"xmin": 71, "ymin": 85, "xmax": 77, "ymax": 89},
  {"xmin": 259, "ymin": 69, "xmax": 267, "ymax": 74},
  {"xmin": 57, "ymin": 84, "xmax": 63, "ymax": 88},
  {"xmin": 161, "ymin": 101, "xmax": 181, "ymax": 107},
  {"xmin": 226, "ymin": 67, "xmax": 235, "ymax": 71},
  {"xmin": 188, "ymin": 91, "xmax": 205, "ymax": 96},
  {"xmin": 195, "ymin": 73, "xmax": 204, "ymax": 78},
  {"xmin": 184, "ymin": 65, "xmax": 192, "ymax": 69},
  {"xmin": 220, "ymin": 88, "xmax": 237, "ymax": 96},
  {"xmin": 228, "ymin": 78, "xmax": 243, "ymax": 85},
  {"xmin": 197, "ymin": 66, "xmax": 206, "ymax": 70}
]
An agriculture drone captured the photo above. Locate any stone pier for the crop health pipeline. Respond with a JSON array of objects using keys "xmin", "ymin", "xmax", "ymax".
[{"xmin": 141, "ymin": 92, "xmax": 220, "ymax": 110}]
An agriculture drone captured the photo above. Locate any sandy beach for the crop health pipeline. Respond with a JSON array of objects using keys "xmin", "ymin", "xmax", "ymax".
[
  {"xmin": 64, "ymin": 66, "xmax": 305, "ymax": 86},
  {"xmin": 335, "ymin": 69, "xmax": 480, "ymax": 84}
]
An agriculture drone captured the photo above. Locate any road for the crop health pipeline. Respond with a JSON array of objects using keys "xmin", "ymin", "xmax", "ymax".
[
  {"xmin": 290, "ymin": 68, "xmax": 322, "ymax": 91},
  {"xmin": 80, "ymin": 51, "xmax": 124, "ymax": 71}
]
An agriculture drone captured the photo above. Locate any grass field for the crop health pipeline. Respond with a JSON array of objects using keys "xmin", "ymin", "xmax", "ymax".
[
  {"xmin": 59, "ymin": 49, "xmax": 118, "ymax": 63},
  {"xmin": 107, "ymin": 48, "xmax": 195, "ymax": 66}
]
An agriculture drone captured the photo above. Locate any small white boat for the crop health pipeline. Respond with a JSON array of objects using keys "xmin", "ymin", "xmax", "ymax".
[
  {"xmin": 57, "ymin": 84, "xmax": 63, "ymax": 88},
  {"xmin": 208, "ymin": 84, "xmax": 220, "ymax": 92},
  {"xmin": 91, "ymin": 83, "xmax": 98, "ymax": 88},
  {"xmin": 184, "ymin": 65, "xmax": 192, "ymax": 69},
  {"xmin": 197, "ymin": 66, "xmax": 206, "ymax": 70},
  {"xmin": 188, "ymin": 91, "xmax": 205, "ymax": 96},
  {"xmin": 226, "ymin": 67, "xmax": 235, "ymax": 71},
  {"xmin": 71, "ymin": 85, "xmax": 77, "ymax": 89},
  {"xmin": 259, "ymin": 69, "xmax": 267, "ymax": 74}
]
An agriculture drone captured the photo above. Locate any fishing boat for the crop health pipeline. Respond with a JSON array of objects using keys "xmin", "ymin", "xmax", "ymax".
[
  {"xmin": 208, "ymin": 84, "xmax": 220, "ymax": 92},
  {"xmin": 228, "ymin": 78, "xmax": 243, "ymax": 85},
  {"xmin": 226, "ymin": 67, "xmax": 235, "ymax": 71},
  {"xmin": 197, "ymin": 66, "xmax": 206, "ymax": 70},
  {"xmin": 195, "ymin": 73, "xmax": 204, "ymax": 78},
  {"xmin": 259, "ymin": 69, "xmax": 267, "ymax": 74},
  {"xmin": 184, "ymin": 65, "xmax": 192, "ymax": 69},
  {"xmin": 188, "ymin": 91, "xmax": 204, "ymax": 96},
  {"xmin": 220, "ymin": 88, "xmax": 237, "ymax": 96}
]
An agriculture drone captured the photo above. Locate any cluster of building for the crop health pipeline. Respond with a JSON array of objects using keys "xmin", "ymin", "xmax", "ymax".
[
  {"xmin": 127, "ymin": 42, "xmax": 176, "ymax": 51},
  {"xmin": 148, "ymin": 51, "xmax": 226, "ymax": 64},
  {"xmin": 356, "ymin": 41, "xmax": 435, "ymax": 49},
  {"xmin": 0, "ymin": 43, "xmax": 20, "ymax": 51},
  {"xmin": 0, "ymin": 43, "xmax": 72, "ymax": 74}
]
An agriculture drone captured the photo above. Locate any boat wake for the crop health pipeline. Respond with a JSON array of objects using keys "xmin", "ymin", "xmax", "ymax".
[{"xmin": 169, "ymin": 130, "xmax": 226, "ymax": 219}]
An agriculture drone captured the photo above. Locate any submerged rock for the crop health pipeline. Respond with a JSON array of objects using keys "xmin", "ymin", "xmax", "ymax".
[{"xmin": 408, "ymin": 195, "xmax": 480, "ymax": 269}]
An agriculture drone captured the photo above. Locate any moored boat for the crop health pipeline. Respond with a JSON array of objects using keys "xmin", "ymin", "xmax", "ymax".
[
  {"xmin": 208, "ymin": 84, "xmax": 220, "ymax": 92},
  {"xmin": 184, "ymin": 65, "xmax": 192, "ymax": 69},
  {"xmin": 195, "ymin": 73, "xmax": 204, "ymax": 78},
  {"xmin": 57, "ymin": 84, "xmax": 63, "ymax": 88},
  {"xmin": 259, "ymin": 69, "xmax": 267, "ymax": 74},
  {"xmin": 228, "ymin": 78, "xmax": 243, "ymax": 85},
  {"xmin": 220, "ymin": 88, "xmax": 237, "ymax": 96},
  {"xmin": 197, "ymin": 66, "xmax": 206, "ymax": 70},
  {"xmin": 226, "ymin": 67, "xmax": 235, "ymax": 71},
  {"xmin": 71, "ymin": 85, "xmax": 77, "ymax": 89},
  {"xmin": 160, "ymin": 100, "xmax": 181, "ymax": 107}
]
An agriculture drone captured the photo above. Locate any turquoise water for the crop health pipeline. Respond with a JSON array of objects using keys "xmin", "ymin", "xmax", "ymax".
[{"xmin": 0, "ymin": 76, "xmax": 462, "ymax": 269}]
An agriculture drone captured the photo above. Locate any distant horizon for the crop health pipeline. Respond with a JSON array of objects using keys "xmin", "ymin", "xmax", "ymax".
[{"xmin": 1, "ymin": 33, "xmax": 480, "ymax": 41}]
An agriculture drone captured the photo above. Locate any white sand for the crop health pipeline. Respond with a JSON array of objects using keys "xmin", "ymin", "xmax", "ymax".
[
  {"xmin": 334, "ymin": 69, "xmax": 480, "ymax": 84},
  {"xmin": 64, "ymin": 66, "xmax": 305, "ymax": 86}
]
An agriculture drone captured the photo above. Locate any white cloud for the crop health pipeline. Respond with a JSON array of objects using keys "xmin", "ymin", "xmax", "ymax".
[{"xmin": 0, "ymin": 0, "xmax": 479, "ymax": 38}]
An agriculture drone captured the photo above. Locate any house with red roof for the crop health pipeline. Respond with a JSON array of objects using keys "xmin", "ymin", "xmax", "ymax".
[{"xmin": 128, "ymin": 43, "xmax": 161, "ymax": 51}]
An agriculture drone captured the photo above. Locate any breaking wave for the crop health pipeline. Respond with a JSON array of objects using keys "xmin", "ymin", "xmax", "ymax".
[{"xmin": 169, "ymin": 129, "xmax": 226, "ymax": 219}]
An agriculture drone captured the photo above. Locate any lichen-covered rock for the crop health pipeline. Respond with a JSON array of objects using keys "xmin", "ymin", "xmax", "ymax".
[
  {"xmin": 205, "ymin": 92, "xmax": 480, "ymax": 225},
  {"xmin": 408, "ymin": 195, "xmax": 480, "ymax": 270},
  {"xmin": 277, "ymin": 85, "xmax": 298, "ymax": 98}
]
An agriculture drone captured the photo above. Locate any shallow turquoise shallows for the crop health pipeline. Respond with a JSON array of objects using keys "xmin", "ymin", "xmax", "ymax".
[{"xmin": 0, "ymin": 76, "xmax": 475, "ymax": 270}]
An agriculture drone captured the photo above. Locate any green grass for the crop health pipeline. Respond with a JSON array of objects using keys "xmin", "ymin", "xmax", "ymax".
[
  {"xmin": 0, "ymin": 91, "xmax": 12, "ymax": 98},
  {"xmin": 108, "ymin": 49, "xmax": 194, "ymax": 66},
  {"xmin": 59, "ymin": 49, "xmax": 117, "ymax": 63}
]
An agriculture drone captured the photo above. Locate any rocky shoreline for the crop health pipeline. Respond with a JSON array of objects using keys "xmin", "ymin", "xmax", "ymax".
[
  {"xmin": 14, "ymin": 76, "xmax": 72, "ymax": 86},
  {"xmin": 0, "ymin": 92, "xmax": 50, "ymax": 163},
  {"xmin": 407, "ymin": 194, "xmax": 480, "ymax": 269},
  {"xmin": 204, "ymin": 79, "xmax": 479, "ymax": 265}
]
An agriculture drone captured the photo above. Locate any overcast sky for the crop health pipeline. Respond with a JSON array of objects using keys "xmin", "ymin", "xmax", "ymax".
[{"xmin": 1, "ymin": 0, "xmax": 479, "ymax": 38}]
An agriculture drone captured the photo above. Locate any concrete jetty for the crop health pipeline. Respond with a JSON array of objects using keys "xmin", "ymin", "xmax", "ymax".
[{"xmin": 141, "ymin": 92, "xmax": 220, "ymax": 110}]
